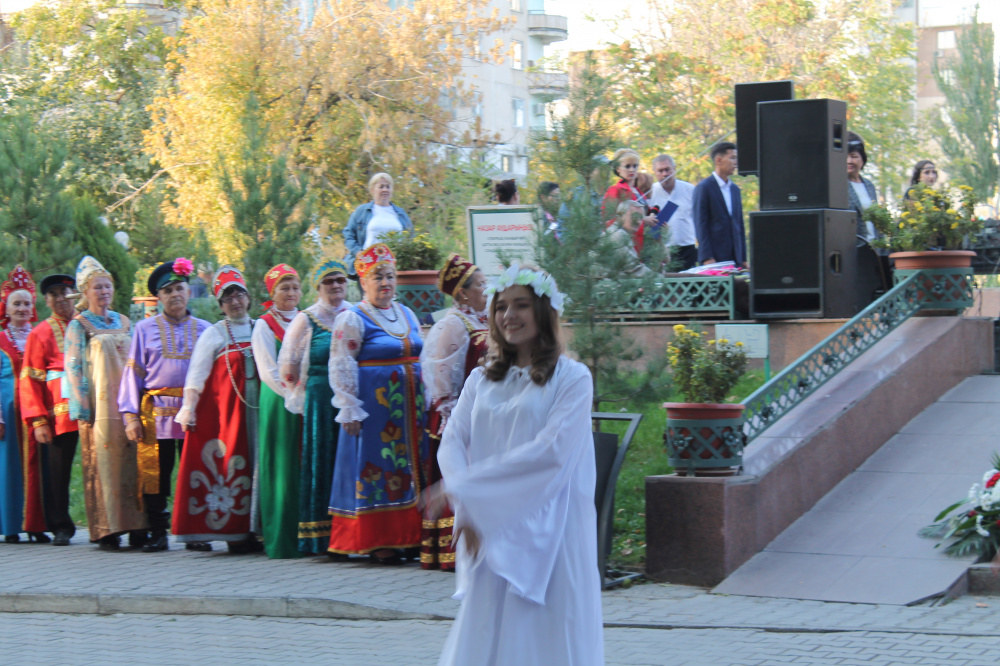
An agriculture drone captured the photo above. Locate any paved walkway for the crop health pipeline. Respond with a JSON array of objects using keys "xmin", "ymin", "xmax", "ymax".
[
  {"xmin": 717, "ymin": 376, "xmax": 999, "ymax": 605},
  {"xmin": 1, "ymin": 536, "xmax": 1000, "ymax": 663}
]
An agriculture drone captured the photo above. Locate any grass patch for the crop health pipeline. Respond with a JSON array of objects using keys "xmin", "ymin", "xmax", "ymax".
[{"xmin": 603, "ymin": 368, "xmax": 768, "ymax": 570}]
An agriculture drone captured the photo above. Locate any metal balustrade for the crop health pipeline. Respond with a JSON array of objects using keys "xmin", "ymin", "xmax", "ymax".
[{"xmin": 741, "ymin": 268, "xmax": 974, "ymax": 444}]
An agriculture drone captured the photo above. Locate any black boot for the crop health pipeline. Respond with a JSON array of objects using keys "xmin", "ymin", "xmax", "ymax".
[
  {"xmin": 128, "ymin": 530, "xmax": 149, "ymax": 549},
  {"xmin": 97, "ymin": 535, "xmax": 120, "ymax": 551},
  {"xmin": 52, "ymin": 530, "xmax": 72, "ymax": 546},
  {"xmin": 142, "ymin": 530, "xmax": 169, "ymax": 552}
]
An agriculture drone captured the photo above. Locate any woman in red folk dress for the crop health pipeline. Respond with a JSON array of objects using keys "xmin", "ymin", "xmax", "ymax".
[
  {"xmin": 418, "ymin": 254, "xmax": 489, "ymax": 570},
  {"xmin": 0, "ymin": 266, "xmax": 47, "ymax": 543},
  {"xmin": 173, "ymin": 266, "xmax": 261, "ymax": 553}
]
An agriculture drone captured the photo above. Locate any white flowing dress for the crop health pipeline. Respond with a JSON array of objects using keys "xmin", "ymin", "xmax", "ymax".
[{"xmin": 437, "ymin": 356, "xmax": 604, "ymax": 666}]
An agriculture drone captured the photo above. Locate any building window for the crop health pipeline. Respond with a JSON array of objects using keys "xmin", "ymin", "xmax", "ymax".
[
  {"xmin": 512, "ymin": 98, "xmax": 525, "ymax": 128},
  {"xmin": 511, "ymin": 0, "xmax": 521, "ymax": 12},
  {"xmin": 502, "ymin": 155, "xmax": 513, "ymax": 172},
  {"xmin": 512, "ymin": 41, "xmax": 523, "ymax": 70},
  {"xmin": 937, "ymin": 30, "xmax": 956, "ymax": 50}
]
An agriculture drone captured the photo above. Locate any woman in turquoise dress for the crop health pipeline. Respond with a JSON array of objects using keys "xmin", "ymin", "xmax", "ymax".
[
  {"xmin": 278, "ymin": 258, "xmax": 352, "ymax": 555},
  {"xmin": 327, "ymin": 243, "xmax": 428, "ymax": 563}
]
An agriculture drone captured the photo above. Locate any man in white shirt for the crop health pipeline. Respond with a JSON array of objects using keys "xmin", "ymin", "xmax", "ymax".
[{"xmin": 648, "ymin": 154, "xmax": 698, "ymax": 271}]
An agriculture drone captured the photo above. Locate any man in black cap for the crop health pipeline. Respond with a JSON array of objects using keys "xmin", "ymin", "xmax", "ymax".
[
  {"xmin": 20, "ymin": 274, "xmax": 79, "ymax": 546},
  {"xmin": 118, "ymin": 258, "xmax": 211, "ymax": 552}
]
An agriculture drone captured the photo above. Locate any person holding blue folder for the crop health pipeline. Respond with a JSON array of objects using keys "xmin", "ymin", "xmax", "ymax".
[{"xmin": 648, "ymin": 154, "xmax": 698, "ymax": 271}]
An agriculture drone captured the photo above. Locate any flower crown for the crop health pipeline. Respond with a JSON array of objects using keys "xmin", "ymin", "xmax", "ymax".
[{"xmin": 484, "ymin": 262, "xmax": 566, "ymax": 315}]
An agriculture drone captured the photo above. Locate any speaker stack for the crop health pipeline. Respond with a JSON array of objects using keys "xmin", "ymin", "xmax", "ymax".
[{"xmin": 746, "ymin": 96, "xmax": 859, "ymax": 319}]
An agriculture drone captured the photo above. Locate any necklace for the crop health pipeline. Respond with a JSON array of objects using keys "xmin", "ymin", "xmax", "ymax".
[
  {"xmin": 371, "ymin": 301, "xmax": 398, "ymax": 322},
  {"xmin": 223, "ymin": 318, "xmax": 258, "ymax": 409},
  {"xmin": 360, "ymin": 301, "xmax": 410, "ymax": 339}
]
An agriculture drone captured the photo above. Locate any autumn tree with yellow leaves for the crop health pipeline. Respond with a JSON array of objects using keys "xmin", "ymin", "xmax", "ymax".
[
  {"xmin": 607, "ymin": 0, "xmax": 916, "ymax": 203},
  {"xmin": 147, "ymin": 0, "xmax": 506, "ymax": 262}
]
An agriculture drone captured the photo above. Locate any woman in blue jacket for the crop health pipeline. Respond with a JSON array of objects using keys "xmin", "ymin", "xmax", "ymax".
[{"xmin": 342, "ymin": 173, "xmax": 414, "ymax": 266}]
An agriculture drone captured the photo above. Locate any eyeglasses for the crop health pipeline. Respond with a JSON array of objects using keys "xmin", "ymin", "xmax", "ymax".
[
  {"xmin": 321, "ymin": 277, "xmax": 348, "ymax": 285},
  {"xmin": 220, "ymin": 292, "xmax": 248, "ymax": 304}
]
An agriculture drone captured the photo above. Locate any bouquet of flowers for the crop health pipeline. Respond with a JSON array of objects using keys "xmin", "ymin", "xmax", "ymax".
[
  {"xmin": 920, "ymin": 452, "xmax": 1000, "ymax": 560},
  {"xmin": 867, "ymin": 184, "xmax": 980, "ymax": 252},
  {"xmin": 667, "ymin": 325, "xmax": 748, "ymax": 404}
]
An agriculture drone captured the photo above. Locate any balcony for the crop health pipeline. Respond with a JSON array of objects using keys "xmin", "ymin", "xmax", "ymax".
[
  {"xmin": 528, "ymin": 70, "xmax": 569, "ymax": 99},
  {"xmin": 528, "ymin": 12, "xmax": 568, "ymax": 45}
]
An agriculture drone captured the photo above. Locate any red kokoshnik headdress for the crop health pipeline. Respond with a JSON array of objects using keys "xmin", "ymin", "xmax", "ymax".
[
  {"xmin": 213, "ymin": 265, "xmax": 248, "ymax": 299},
  {"xmin": 0, "ymin": 265, "xmax": 37, "ymax": 326},
  {"xmin": 354, "ymin": 243, "xmax": 396, "ymax": 279},
  {"xmin": 261, "ymin": 263, "xmax": 299, "ymax": 310}
]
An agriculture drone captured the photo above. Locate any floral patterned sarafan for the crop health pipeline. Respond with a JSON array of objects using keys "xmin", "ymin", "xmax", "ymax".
[{"xmin": 188, "ymin": 438, "xmax": 250, "ymax": 530}]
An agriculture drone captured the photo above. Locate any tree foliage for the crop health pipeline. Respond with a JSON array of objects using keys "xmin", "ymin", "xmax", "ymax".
[
  {"xmin": 3, "ymin": 0, "xmax": 168, "ymax": 208},
  {"xmin": 929, "ymin": 11, "xmax": 1000, "ymax": 205},
  {"xmin": 73, "ymin": 198, "xmax": 139, "ymax": 314},
  {"xmin": 607, "ymin": 0, "xmax": 916, "ymax": 202},
  {"xmin": 0, "ymin": 111, "xmax": 80, "ymax": 277},
  {"xmin": 533, "ymin": 59, "xmax": 670, "ymax": 410},
  {"xmin": 219, "ymin": 94, "xmax": 314, "ymax": 308},
  {"xmin": 146, "ymin": 0, "xmax": 506, "ymax": 262}
]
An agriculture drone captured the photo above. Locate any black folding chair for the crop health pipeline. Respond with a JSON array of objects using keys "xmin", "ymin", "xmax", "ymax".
[{"xmin": 592, "ymin": 412, "xmax": 644, "ymax": 589}]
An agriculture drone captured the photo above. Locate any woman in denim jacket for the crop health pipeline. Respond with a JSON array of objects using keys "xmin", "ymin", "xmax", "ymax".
[{"xmin": 342, "ymin": 173, "xmax": 414, "ymax": 266}]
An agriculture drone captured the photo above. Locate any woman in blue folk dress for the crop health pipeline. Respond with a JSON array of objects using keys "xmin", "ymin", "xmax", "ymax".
[{"xmin": 327, "ymin": 243, "xmax": 428, "ymax": 564}]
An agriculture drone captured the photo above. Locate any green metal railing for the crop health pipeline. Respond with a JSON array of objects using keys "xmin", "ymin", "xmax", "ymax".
[
  {"xmin": 616, "ymin": 275, "xmax": 736, "ymax": 319},
  {"xmin": 742, "ymin": 268, "xmax": 973, "ymax": 444}
]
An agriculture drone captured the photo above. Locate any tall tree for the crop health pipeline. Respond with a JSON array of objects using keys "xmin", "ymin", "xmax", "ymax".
[
  {"xmin": 929, "ymin": 10, "xmax": 1000, "ymax": 205},
  {"xmin": 609, "ymin": 0, "xmax": 916, "ymax": 202},
  {"xmin": 533, "ymin": 58, "xmax": 670, "ymax": 410},
  {"xmin": 0, "ymin": 112, "xmax": 79, "ymax": 277},
  {"xmin": 2, "ymin": 0, "xmax": 169, "ymax": 209},
  {"xmin": 146, "ymin": 0, "xmax": 506, "ymax": 262},
  {"xmin": 219, "ymin": 94, "xmax": 314, "ymax": 308}
]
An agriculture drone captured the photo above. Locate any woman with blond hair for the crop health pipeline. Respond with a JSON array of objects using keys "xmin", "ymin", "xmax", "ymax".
[
  {"xmin": 64, "ymin": 256, "xmax": 147, "ymax": 550},
  {"xmin": 342, "ymin": 172, "xmax": 414, "ymax": 265}
]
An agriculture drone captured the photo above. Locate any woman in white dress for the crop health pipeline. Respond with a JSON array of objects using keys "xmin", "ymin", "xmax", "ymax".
[{"xmin": 430, "ymin": 263, "xmax": 604, "ymax": 666}]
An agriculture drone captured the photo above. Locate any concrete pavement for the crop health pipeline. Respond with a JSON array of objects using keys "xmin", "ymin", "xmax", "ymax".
[{"xmin": 1, "ymin": 533, "xmax": 999, "ymax": 664}]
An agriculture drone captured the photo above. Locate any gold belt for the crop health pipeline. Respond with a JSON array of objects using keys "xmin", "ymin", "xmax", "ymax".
[{"xmin": 138, "ymin": 388, "xmax": 184, "ymax": 494}]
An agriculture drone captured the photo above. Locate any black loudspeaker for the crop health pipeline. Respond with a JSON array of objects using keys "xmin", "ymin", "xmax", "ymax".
[
  {"xmin": 734, "ymin": 80, "xmax": 794, "ymax": 176},
  {"xmin": 749, "ymin": 209, "xmax": 857, "ymax": 319},
  {"xmin": 758, "ymin": 99, "xmax": 848, "ymax": 210}
]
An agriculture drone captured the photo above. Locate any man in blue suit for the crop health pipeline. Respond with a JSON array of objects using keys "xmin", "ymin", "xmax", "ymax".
[{"xmin": 692, "ymin": 142, "xmax": 747, "ymax": 267}]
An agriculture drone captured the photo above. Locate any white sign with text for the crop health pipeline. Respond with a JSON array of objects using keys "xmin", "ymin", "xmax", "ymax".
[
  {"xmin": 466, "ymin": 206, "xmax": 537, "ymax": 276},
  {"xmin": 714, "ymin": 324, "xmax": 769, "ymax": 359}
]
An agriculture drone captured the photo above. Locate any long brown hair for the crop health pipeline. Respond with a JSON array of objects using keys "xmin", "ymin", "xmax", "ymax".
[{"xmin": 484, "ymin": 286, "xmax": 563, "ymax": 386}]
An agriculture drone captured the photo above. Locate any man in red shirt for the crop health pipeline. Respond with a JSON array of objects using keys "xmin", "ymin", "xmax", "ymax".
[{"xmin": 20, "ymin": 274, "xmax": 79, "ymax": 546}]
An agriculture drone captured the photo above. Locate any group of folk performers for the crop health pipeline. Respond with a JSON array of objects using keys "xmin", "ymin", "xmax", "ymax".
[
  {"xmin": 0, "ymin": 249, "xmax": 605, "ymax": 663},
  {"xmin": 0, "ymin": 246, "xmax": 488, "ymax": 563}
]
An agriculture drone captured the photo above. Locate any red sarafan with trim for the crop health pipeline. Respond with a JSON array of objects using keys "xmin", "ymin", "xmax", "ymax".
[{"xmin": 172, "ymin": 340, "xmax": 255, "ymax": 542}]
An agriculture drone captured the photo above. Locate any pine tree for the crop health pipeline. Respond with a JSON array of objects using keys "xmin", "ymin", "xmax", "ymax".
[
  {"xmin": 73, "ymin": 198, "xmax": 139, "ymax": 314},
  {"xmin": 533, "ymin": 56, "xmax": 671, "ymax": 411},
  {"xmin": 930, "ymin": 10, "xmax": 1000, "ymax": 205},
  {"xmin": 0, "ymin": 111, "xmax": 79, "ymax": 277},
  {"xmin": 219, "ymin": 94, "xmax": 314, "ymax": 309}
]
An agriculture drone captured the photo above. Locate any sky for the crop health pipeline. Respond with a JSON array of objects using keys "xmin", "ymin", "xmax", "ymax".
[{"xmin": 544, "ymin": 0, "xmax": 641, "ymax": 55}]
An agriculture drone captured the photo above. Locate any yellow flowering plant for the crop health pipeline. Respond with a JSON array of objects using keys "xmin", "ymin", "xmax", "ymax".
[
  {"xmin": 667, "ymin": 325, "xmax": 748, "ymax": 404},
  {"xmin": 867, "ymin": 184, "xmax": 980, "ymax": 252}
]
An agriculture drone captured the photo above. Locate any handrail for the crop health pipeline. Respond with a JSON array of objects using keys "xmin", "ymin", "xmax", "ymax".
[{"xmin": 742, "ymin": 271, "xmax": 924, "ymax": 443}]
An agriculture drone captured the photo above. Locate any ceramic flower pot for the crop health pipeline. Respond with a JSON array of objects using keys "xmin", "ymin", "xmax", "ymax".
[{"xmin": 889, "ymin": 250, "xmax": 976, "ymax": 271}]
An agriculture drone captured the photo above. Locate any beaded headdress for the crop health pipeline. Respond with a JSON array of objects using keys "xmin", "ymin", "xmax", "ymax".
[
  {"xmin": 310, "ymin": 258, "xmax": 350, "ymax": 290},
  {"xmin": 354, "ymin": 243, "xmax": 396, "ymax": 279},
  {"xmin": 436, "ymin": 253, "xmax": 479, "ymax": 298},
  {"xmin": 0, "ymin": 265, "xmax": 37, "ymax": 325},
  {"xmin": 212, "ymin": 265, "xmax": 248, "ymax": 300},
  {"xmin": 484, "ymin": 262, "xmax": 566, "ymax": 315}
]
